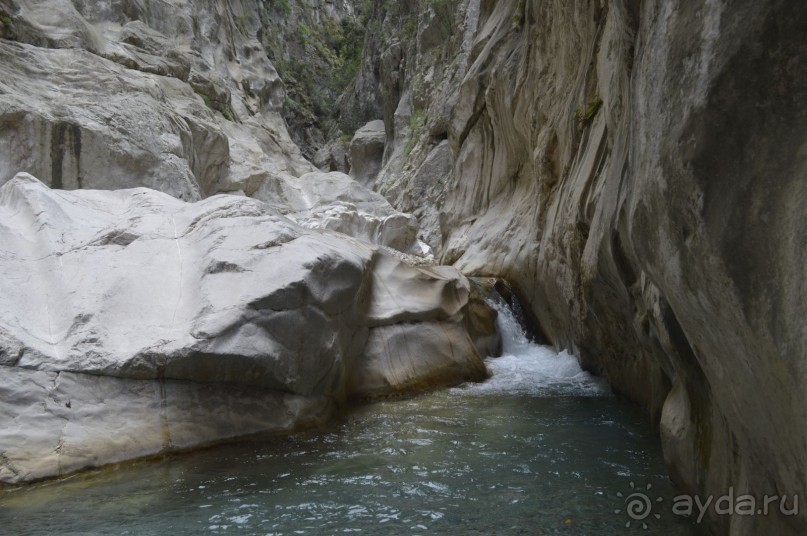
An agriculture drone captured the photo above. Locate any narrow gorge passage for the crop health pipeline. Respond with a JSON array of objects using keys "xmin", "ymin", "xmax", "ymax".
[
  {"xmin": 0, "ymin": 1, "xmax": 803, "ymax": 534},
  {"xmin": 0, "ymin": 303, "xmax": 700, "ymax": 535}
]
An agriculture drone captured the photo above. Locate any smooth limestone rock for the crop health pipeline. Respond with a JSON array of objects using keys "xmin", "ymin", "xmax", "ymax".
[
  {"xmin": 0, "ymin": 367, "xmax": 332, "ymax": 485},
  {"xmin": 279, "ymin": 171, "xmax": 429, "ymax": 256},
  {"xmin": 354, "ymin": 2, "xmax": 806, "ymax": 534},
  {"xmin": 314, "ymin": 137, "xmax": 351, "ymax": 174},
  {"xmin": 0, "ymin": 174, "xmax": 496, "ymax": 485},
  {"xmin": 0, "ymin": 0, "xmax": 312, "ymax": 200},
  {"xmin": 349, "ymin": 120, "xmax": 386, "ymax": 187},
  {"xmin": 349, "ymin": 254, "xmax": 493, "ymax": 399},
  {"xmin": 0, "ymin": 39, "xmax": 215, "ymax": 200},
  {"xmin": 349, "ymin": 321, "xmax": 487, "ymax": 398},
  {"xmin": 6, "ymin": 3, "xmax": 801, "ymax": 534},
  {"xmin": 0, "ymin": 0, "xmax": 433, "ymax": 261}
]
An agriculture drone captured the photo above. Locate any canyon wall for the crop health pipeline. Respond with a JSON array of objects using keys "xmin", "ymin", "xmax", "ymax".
[
  {"xmin": 357, "ymin": 0, "xmax": 807, "ymax": 534},
  {"xmin": 0, "ymin": 0, "xmax": 316, "ymax": 200},
  {"xmin": 0, "ymin": 0, "xmax": 804, "ymax": 533},
  {"xmin": 0, "ymin": 0, "xmax": 494, "ymax": 484}
]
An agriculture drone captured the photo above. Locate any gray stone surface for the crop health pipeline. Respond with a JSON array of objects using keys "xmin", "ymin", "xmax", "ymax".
[
  {"xmin": 0, "ymin": 0, "xmax": 311, "ymax": 200},
  {"xmin": 278, "ymin": 171, "xmax": 429, "ymax": 256},
  {"xmin": 0, "ymin": 174, "xmax": 493, "ymax": 484},
  {"xmin": 2, "ymin": 2, "xmax": 803, "ymax": 534},
  {"xmin": 353, "ymin": 2, "xmax": 807, "ymax": 534},
  {"xmin": 314, "ymin": 137, "xmax": 351, "ymax": 174},
  {"xmin": 0, "ymin": 366, "xmax": 332, "ymax": 485},
  {"xmin": 0, "ymin": 0, "xmax": 435, "ymax": 260},
  {"xmin": 348, "ymin": 321, "xmax": 487, "ymax": 399},
  {"xmin": 349, "ymin": 119, "xmax": 386, "ymax": 186}
]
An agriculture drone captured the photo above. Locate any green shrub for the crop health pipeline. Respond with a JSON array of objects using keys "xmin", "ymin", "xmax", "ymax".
[
  {"xmin": 574, "ymin": 96, "xmax": 603, "ymax": 131},
  {"xmin": 359, "ymin": 0, "xmax": 374, "ymax": 25},
  {"xmin": 429, "ymin": 0, "xmax": 455, "ymax": 36},
  {"xmin": 402, "ymin": 19, "xmax": 417, "ymax": 39},
  {"xmin": 512, "ymin": 0, "xmax": 525, "ymax": 27},
  {"xmin": 270, "ymin": 0, "xmax": 291, "ymax": 15},
  {"xmin": 404, "ymin": 110, "xmax": 427, "ymax": 156}
]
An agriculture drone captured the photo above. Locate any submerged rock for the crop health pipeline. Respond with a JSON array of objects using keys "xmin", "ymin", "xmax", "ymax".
[{"xmin": 0, "ymin": 174, "xmax": 494, "ymax": 485}]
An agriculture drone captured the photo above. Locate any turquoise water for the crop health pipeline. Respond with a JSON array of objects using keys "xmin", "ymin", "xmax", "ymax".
[{"xmin": 0, "ymin": 306, "xmax": 701, "ymax": 535}]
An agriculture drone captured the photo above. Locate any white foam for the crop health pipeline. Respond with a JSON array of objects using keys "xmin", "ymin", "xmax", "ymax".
[{"xmin": 458, "ymin": 299, "xmax": 608, "ymax": 397}]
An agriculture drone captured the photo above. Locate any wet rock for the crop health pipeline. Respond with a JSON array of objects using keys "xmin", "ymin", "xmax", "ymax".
[{"xmin": 348, "ymin": 321, "xmax": 487, "ymax": 399}]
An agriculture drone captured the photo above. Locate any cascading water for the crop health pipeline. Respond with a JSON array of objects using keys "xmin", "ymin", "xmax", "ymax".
[
  {"xmin": 463, "ymin": 298, "xmax": 607, "ymax": 397},
  {"xmin": 0, "ymin": 299, "xmax": 700, "ymax": 535}
]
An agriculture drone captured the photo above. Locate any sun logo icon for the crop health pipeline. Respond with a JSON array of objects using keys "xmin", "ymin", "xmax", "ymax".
[{"xmin": 614, "ymin": 481, "xmax": 664, "ymax": 530}]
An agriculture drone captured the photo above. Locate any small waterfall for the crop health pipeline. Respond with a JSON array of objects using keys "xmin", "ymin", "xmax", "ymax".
[
  {"xmin": 459, "ymin": 292, "xmax": 608, "ymax": 397},
  {"xmin": 490, "ymin": 293, "xmax": 531, "ymax": 355}
]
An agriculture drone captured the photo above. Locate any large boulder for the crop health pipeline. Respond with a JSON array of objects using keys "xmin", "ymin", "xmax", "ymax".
[
  {"xmin": 0, "ymin": 174, "xmax": 495, "ymax": 485},
  {"xmin": 314, "ymin": 137, "xmax": 351, "ymax": 174},
  {"xmin": 349, "ymin": 120, "xmax": 386, "ymax": 187}
]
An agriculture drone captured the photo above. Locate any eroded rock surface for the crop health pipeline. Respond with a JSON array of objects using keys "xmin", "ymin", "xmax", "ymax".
[
  {"xmin": 0, "ymin": 174, "xmax": 495, "ymax": 484},
  {"xmin": 350, "ymin": 1, "xmax": 807, "ymax": 534},
  {"xmin": 349, "ymin": 119, "xmax": 386, "ymax": 187},
  {"xmin": 0, "ymin": 0, "xmax": 311, "ymax": 200},
  {"xmin": 281, "ymin": 171, "xmax": 428, "ymax": 256},
  {"xmin": 314, "ymin": 137, "xmax": 351, "ymax": 174},
  {"xmin": 1, "ymin": 2, "xmax": 804, "ymax": 534}
]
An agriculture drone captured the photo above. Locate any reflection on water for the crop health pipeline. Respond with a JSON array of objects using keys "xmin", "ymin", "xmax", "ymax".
[{"xmin": 0, "ymin": 304, "xmax": 701, "ymax": 535}]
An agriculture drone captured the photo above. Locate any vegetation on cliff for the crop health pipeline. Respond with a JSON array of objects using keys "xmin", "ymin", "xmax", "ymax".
[{"xmin": 257, "ymin": 0, "xmax": 377, "ymax": 157}]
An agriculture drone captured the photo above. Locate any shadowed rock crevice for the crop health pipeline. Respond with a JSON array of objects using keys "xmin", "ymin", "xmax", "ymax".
[{"xmin": 49, "ymin": 122, "xmax": 82, "ymax": 190}]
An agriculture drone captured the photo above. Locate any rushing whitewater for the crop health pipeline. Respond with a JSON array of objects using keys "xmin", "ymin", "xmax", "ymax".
[{"xmin": 457, "ymin": 300, "xmax": 609, "ymax": 397}]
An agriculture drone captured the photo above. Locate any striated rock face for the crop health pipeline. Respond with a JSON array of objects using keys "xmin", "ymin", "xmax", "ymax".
[
  {"xmin": 353, "ymin": 1, "xmax": 807, "ymax": 534},
  {"xmin": 0, "ymin": 39, "xmax": 223, "ymax": 200},
  {"xmin": 0, "ymin": 0, "xmax": 312, "ymax": 200},
  {"xmin": 0, "ymin": 0, "xmax": 433, "ymax": 256},
  {"xmin": 348, "ymin": 0, "xmax": 477, "ymax": 251},
  {"xmin": 0, "ymin": 174, "xmax": 495, "ymax": 484}
]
